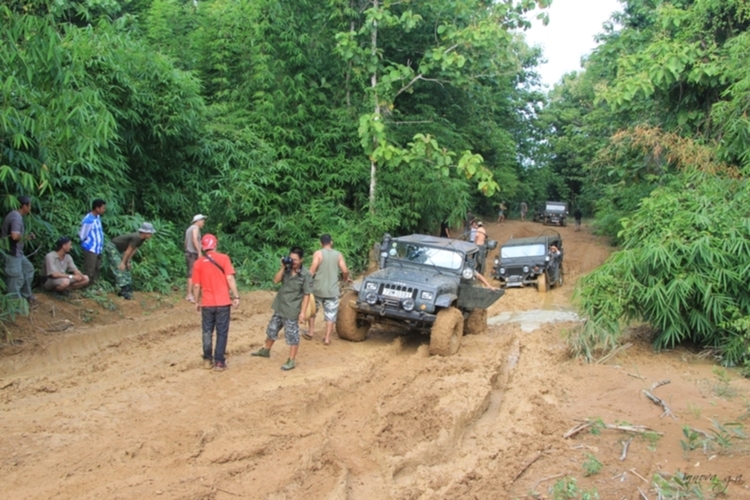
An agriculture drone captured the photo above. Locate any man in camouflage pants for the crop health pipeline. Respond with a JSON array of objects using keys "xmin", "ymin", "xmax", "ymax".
[{"xmin": 105, "ymin": 222, "xmax": 156, "ymax": 299}]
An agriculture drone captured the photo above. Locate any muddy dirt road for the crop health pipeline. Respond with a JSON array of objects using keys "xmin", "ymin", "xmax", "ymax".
[{"xmin": 1, "ymin": 221, "xmax": 749, "ymax": 499}]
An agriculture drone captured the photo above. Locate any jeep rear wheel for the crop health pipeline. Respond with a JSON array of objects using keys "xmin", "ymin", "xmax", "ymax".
[
  {"xmin": 336, "ymin": 291, "xmax": 370, "ymax": 342},
  {"xmin": 464, "ymin": 309, "xmax": 487, "ymax": 335},
  {"xmin": 429, "ymin": 307, "xmax": 464, "ymax": 356},
  {"xmin": 537, "ymin": 272, "xmax": 549, "ymax": 293}
]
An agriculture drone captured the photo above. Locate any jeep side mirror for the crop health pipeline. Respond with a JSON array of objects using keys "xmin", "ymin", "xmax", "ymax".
[{"xmin": 486, "ymin": 240, "xmax": 497, "ymax": 250}]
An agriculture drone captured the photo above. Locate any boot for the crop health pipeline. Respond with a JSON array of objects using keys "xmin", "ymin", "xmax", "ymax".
[{"xmin": 118, "ymin": 285, "xmax": 133, "ymax": 300}]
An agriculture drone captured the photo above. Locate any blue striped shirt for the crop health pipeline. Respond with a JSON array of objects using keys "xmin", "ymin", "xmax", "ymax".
[{"xmin": 79, "ymin": 213, "xmax": 104, "ymax": 254}]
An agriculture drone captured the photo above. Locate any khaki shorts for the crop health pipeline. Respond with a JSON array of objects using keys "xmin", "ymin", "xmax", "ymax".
[
  {"xmin": 185, "ymin": 252, "xmax": 199, "ymax": 278},
  {"xmin": 44, "ymin": 277, "xmax": 70, "ymax": 291}
]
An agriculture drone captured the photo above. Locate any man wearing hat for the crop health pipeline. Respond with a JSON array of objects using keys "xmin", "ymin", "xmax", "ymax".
[
  {"xmin": 185, "ymin": 214, "xmax": 206, "ymax": 303},
  {"xmin": 192, "ymin": 233, "xmax": 240, "ymax": 371},
  {"xmin": 105, "ymin": 222, "xmax": 156, "ymax": 300},
  {"xmin": 43, "ymin": 237, "xmax": 89, "ymax": 293}
]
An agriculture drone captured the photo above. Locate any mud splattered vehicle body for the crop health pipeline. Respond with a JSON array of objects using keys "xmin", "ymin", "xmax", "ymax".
[
  {"xmin": 337, "ymin": 234, "xmax": 504, "ymax": 355},
  {"xmin": 491, "ymin": 234, "xmax": 564, "ymax": 293}
]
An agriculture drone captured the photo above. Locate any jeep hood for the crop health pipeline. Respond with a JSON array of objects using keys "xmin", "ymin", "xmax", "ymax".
[{"xmin": 366, "ymin": 266, "xmax": 459, "ymax": 292}]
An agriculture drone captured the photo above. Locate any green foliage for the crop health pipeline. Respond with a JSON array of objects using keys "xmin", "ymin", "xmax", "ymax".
[
  {"xmin": 571, "ymin": 129, "xmax": 750, "ymax": 366},
  {"xmin": 711, "ymin": 367, "xmax": 738, "ymax": 398},
  {"xmin": 549, "ymin": 476, "xmax": 599, "ymax": 500},
  {"xmin": 653, "ymin": 471, "xmax": 708, "ymax": 499},
  {"xmin": 582, "ymin": 453, "xmax": 602, "ymax": 477}
]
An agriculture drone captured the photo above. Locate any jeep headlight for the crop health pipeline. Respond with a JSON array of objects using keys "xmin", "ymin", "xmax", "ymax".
[
  {"xmin": 499, "ymin": 267, "xmax": 505, "ymax": 275},
  {"xmin": 365, "ymin": 292, "xmax": 378, "ymax": 305},
  {"xmin": 420, "ymin": 291, "xmax": 434, "ymax": 301},
  {"xmin": 402, "ymin": 298, "xmax": 415, "ymax": 312},
  {"xmin": 523, "ymin": 266, "xmax": 529, "ymax": 273},
  {"xmin": 545, "ymin": 255, "xmax": 550, "ymax": 262},
  {"xmin": 494, "ymin": 258, "xmax": 499, "ymax": 265},
  {"xmin": 365, "ymin": 281, "xmax": 378, "ymax": 291},
  {"xmin": 462, "ymin": 267, "xmax": 474, "ymax": 280}
]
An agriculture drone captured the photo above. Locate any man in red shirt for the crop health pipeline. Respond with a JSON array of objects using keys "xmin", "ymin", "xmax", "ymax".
[{"xmin": 192, "ymin": 234, "xmax": 240, "ymax": 371}]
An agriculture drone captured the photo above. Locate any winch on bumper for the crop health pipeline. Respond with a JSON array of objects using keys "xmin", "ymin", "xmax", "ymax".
[{"xmin": 354, "ymin": 299, "xmax": 438, "ymax": 323}]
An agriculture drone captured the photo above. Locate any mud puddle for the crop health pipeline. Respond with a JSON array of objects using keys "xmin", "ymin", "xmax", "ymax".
[{"xmin": 488, "ymin": 309, "xmax": 581, "ymax": 332}]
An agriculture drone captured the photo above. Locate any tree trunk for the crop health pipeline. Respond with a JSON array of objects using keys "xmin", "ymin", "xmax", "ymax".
[{"xmin": 369, "ymin": 0, "xmax": 379, "ymax": 214}]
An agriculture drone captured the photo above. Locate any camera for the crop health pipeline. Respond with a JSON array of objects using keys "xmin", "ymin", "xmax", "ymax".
[{"xmin": 281, "ymin": 256, "xmax": 293, "ymax": 271}]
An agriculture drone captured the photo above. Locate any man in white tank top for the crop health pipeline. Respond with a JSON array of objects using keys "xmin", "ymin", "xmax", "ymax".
[{"xmin": 185, "ymin": 214, "xmax": 206, "ymax": 302}]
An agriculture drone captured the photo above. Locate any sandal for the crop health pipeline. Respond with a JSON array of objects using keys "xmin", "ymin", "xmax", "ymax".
[
  {"xmin": 323, "ymin": 338, "xmax": 330, "ymax": 345},
  {"xmin": 301, "ymin": 330, "xmax": 313, "ymax": 341}
]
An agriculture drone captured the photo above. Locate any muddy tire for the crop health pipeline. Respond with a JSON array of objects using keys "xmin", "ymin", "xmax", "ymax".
[
  {"xmin": 429, "ymin": 307, "xmax": 464, "ymax": 356},
  {"xmin": 537, "ymin": 272, "xmax": 548, "ymax": 294},
  {"xmin": 464, "ymin": 309, "xmax": 488, "ymax": 335},
  {"xmin": 555, "ymin": 271, "xmax": 563, "ymax": 288},
  {"xmin": 336, "ymin": 292, "xmax": 370, "ymax": 342}
]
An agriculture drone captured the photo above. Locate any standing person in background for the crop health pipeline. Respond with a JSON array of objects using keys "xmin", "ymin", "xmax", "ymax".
[
  {"xmin": 192, "ymin": 233, "xmax": 240, "ymax": 371},
  {"xmin": 79, "ymin": 199, "xmax": 106, "ymax": 286},
  {"xmin": 185, "ymin": 214, "xmax": 206, "ymax": 303},
  {"xmin": 105, "ymin": 222, "xmax": 156, "ymax": 300},
  {"xmin": 305, "ymin": 234, "xmax": 350, "ymax": 345},
  {"xmin": 439, "ymin": 220, "xmax": 451, "ymax": 238},
  {"xmin": 252, "ymin": 247, "xmax": 312, "ymax": 371},
  {"xmin": 574, "ymin": 208, "xmax": 583, "ymax": 232},
  {"xmin": 474, "ymin": 222, "xmax": 488, "ymax": 273},
  {"xmin": 469, "ymin": 219, "xmax": 478, "ymax": 243},
  {"xmin": 464, "ymin": 210, "xmax": 474, "ymax": 235},
  {"xmin": 519, "ymin": 201, "xmax": 528, "ymax": 222},
  {"xmin": 496, "ymin": 201, "xmax": 507, "ymax": 223},
  {"xmin": 1, "ymin": 196, "xmax": 36, "ymax": 303},
  {"xmin": 43, "ymin": 237, "xmax": 89, "ymax": 293}
]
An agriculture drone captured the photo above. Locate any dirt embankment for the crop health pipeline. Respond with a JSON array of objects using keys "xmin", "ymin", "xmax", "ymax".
[{"xmin": 1, "ymin": 220, "xmax": 749, "ymax": 499}]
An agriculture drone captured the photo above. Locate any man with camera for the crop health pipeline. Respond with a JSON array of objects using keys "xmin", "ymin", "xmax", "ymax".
[
  {"xmin": 252, "ymin": 247, "xmax": 312, "ymax": 371},
  {"xmin": 305, "ymin": 234, "xmax": 350, "ymax": 345}
]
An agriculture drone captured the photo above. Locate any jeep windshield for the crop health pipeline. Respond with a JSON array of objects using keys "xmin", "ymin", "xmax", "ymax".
[
  {"xmin": 501, "ymin": 244, "xmax": 546, "ymax": 259},
  {"xmin": 545, "ymin": 203, "xmax": 566, "ymax": 212},
  {"xmin": 387, "ymin": 242, "xmax": 464, "ymax": 270}
]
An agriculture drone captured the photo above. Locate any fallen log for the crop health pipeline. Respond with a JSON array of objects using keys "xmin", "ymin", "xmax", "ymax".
[{"xmin": 642, "ymin": 379, "xmax": 676, "ymax": 420}]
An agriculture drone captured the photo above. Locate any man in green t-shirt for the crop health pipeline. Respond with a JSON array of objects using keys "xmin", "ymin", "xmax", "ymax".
[
  {"xmin": 252, "ymin": 246, "xmax": 312, "ymax": 371},
  {"xmin": 104, "ymin": 222, "xmax": 156, "ymax": 300}
]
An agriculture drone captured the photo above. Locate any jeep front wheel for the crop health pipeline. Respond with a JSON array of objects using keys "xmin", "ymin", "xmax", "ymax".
[
  {"xmin": 429, "ymin": 307, "xmax": 464, "ymax": 356},
  {"xmin": 464, "ymin": 309, "xmax": 487, "ymax": 335},
  {"xmin": 336, "ymin": 291, "xmax": 370, "ymax": 342},
  {"xmin": 537, "ymin": 272, "xmax": 549, "ymax": 293}
]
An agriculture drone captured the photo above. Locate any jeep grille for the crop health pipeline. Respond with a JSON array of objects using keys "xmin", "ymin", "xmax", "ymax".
[{"xmin": 379, "ymin": 284, "xmax": 417, "ymax": 300}]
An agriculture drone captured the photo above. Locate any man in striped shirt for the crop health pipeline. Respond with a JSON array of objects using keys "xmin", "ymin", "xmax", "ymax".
[{"xmin": 78, "ymin": 199, "xmax": 106, "ymax": 286}]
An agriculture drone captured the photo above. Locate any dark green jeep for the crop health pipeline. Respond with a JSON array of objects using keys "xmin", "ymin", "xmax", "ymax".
[
  {"xmin": 337, "ymin": 233, "xmax": 504, "ymax": 356},
  {"xmin": 491, "ymin": 234, "xmax": 563, "ymax": 293}
]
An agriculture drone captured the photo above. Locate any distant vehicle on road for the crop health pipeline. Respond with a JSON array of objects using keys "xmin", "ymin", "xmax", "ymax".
[
  {"xmin": 541, "ymin": 201, "xmax": 568, "ymax": 226},
  {"xmin": 491, "ymin": 234, "xmax": 563, "ymax": 293}
]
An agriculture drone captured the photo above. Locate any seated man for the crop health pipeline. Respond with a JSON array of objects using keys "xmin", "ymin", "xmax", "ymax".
[{"xmin": 43, "ymin": 237, "xmax": 89, "ymax": 293}]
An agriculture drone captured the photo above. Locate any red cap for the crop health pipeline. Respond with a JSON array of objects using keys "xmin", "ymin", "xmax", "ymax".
[{"xmin": 201, "ymin": 234, "xmax": 217, "ymax": 251}]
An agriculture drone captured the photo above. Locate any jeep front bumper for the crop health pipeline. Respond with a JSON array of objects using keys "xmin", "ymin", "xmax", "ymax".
[{"xmin": 352, "ymin": 300, "xmax": 437, "ymax": 323}]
